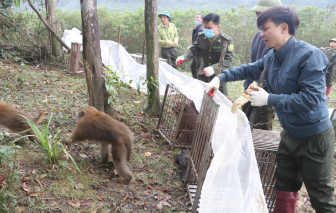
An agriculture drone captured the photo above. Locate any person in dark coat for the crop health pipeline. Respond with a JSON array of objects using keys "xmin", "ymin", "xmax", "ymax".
[
  {"xmin": 241, "ymin": 0, "xmax": 282, "ymax": 130},
  {"xmin": 190, "ymin": 14, "xmax": 204, "ymax": 79}
]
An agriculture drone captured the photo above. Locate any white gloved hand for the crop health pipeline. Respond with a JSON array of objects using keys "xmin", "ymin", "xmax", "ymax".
[
  {"xmin": 205, "ymin": 76, "xmax": 220, "ymax": 97},
  {"xmin": 173, "ymin": 38, "xmax": 178, "ymax": 47},
  {"xmin": 203, "ymin": 66, "xmax": 215, "ymax": 77},
  {"xmin": 176, "ymin": 56, "xmax": 185, "ymax": 66},
  {"xmin": 246, "ymin": 86, "xmax": 269, "ymax": 106}
]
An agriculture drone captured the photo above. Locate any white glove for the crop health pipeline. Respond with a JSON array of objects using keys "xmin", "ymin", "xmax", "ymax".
[
  {"xmin": 203, "ymin": 66, "xmax": 215, "ymax": 77},
  {"xmin": 246, "ymin": 86, "xmax": 269, "ymax": 106},
  {"xmin": 176, "ymin": 56, "xmax": 185, "ymax": 66},
  {"xmin": 205, "ymin": 77, "xmax": 220, "ymax": 97},
  {"xmin": 173, "ymin": 38, "xmax": 178, "ymax": 47}
]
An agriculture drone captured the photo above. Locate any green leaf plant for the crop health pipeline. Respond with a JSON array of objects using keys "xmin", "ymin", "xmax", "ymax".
[{"xmin": 18, "ymin": 114, "xmax": 81, "ymax": 173}]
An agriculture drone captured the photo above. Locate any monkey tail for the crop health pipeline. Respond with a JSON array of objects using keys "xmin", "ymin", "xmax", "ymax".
[
  {"xmin": 33, "ymin": 111, "xmax": 45, "ymax": 124},
  {"xmin": 126, "ymin": 134, "xmax": 133, "ymax": 161}
]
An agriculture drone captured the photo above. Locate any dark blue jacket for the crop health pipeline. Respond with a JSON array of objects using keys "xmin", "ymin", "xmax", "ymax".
[
  {"xmin": 218, "ymin": 36, "xmax": 331, "ymax": 139},
  {"xmin": 192, "ymin": 24, "xmax": 204, "ymax": 44},
  {"xmin": 192, "ymin": 24, "xmax": 204, "ymax": 57},
  {"xmin": 243, "ymin": 31, "xmax": 270, "ymax": 91}
]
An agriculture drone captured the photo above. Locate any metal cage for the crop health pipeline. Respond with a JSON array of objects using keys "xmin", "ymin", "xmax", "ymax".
[
  {"xmin": 157, "ymin": 84, "xmax": 280, "ymax": 212},
  {"xmin": 252, "ymin": 129, "xmax": 280, "ymax": 213},
  {"xmin": 157, "ymin": 84, "xmax": 200, "ymax": 147},
  {"xmin": 184, "ymin": 91, "xmax": 220, "ymax": 213}
]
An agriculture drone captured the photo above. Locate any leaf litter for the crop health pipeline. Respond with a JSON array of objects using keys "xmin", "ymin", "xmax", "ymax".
[{"xmin": 0, "ymin": 61, "xmax": 190, "ymax": 212}]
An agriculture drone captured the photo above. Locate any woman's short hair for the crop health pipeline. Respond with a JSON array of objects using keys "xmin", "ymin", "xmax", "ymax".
[{"xmin": 257, "ymin": 6, "xmax": 300, "ymax": 35}]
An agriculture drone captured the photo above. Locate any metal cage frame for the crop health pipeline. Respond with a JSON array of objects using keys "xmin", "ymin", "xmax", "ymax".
[
  {"xmin": 252, "ymin": 129, "xmax": 280, "ymax": 213},
  {"xmin": 157, "ymin": 84, "xmax": 200, "ymax": 147},
  {"xmin": 157, "ymin": 84, "xmax": 280, "ymax": 212},
  {"xmin": 184, "ymin": 91, "xmax": 220, "ymax": 212}
]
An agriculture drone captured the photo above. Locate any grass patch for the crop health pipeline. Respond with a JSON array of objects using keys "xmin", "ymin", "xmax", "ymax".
[{"xmin": 0, "ymin": 60, "xmax": 188, "ymax": 212}]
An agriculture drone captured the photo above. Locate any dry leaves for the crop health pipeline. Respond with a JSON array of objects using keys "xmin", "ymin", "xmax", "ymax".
[
  {"xmin": 97, "ymin": 194, "xmax": 104, "ymax": 201},
  {"xmin": 17, "ymin": 204, "xmax": 28, "ymax": 212},
  {"xmin": 0, "ymin": 173, "xmax": 7, "ymax": 188},
  {"xmin": 22, "ymin": 182, "xmax": 31, "ymax": 192},
  {"xmin": 40, "ymin": 174, "xmax": 47, "ymax": 179},
  {"xmin": 81, "ymin": 201, "xmax": 92, "ymax": 207},
  {"xmin": 29, "ymin": 191, "xmax": 43, "ymax": 197},
  {"xmin": 162, "ymin": 189, "xmax": 172, "ymax": 194},
  {"xmin": 148, "ymin": 184, "xmax": 162, "ymax": 190},
  {"xmin": 159, "ymin": 200, "xmax": 171, "ymax": 207},
  {"xmin": 67, "ymin": 199, "xmax": 80, "ymax": 208},
  {"xmin": 79, "ymin": 153, "xmax": 88, "ymax": 158},
  {"xmin": 135, "ymin": 179, "xmax": 144, "ymax": 183},
  {"xmin": 74, "ymin": 185, "xmax": 83, "ymax": 190}
]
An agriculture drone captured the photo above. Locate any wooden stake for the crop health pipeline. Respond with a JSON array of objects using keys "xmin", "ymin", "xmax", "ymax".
[
  {"xmin": 118, "ymin": 26, "xmax": 121, "ymax": 44},
  {"xmin": 142, "ymin": 40, "xmax": 146, "ymax": 64}
]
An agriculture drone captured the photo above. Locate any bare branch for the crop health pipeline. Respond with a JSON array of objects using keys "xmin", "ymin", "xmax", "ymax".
[{"xmin": 27, "ymin": 0, "xmax": 71, "ymax": 53}]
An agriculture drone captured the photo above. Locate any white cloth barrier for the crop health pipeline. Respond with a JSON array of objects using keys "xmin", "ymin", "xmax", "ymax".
[{"xmin": 63, "ymin": 28, "xmax": 268, "ymax": 213}]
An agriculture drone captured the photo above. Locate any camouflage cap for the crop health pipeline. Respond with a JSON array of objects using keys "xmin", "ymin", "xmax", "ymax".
[
  {"xmin": 251, "ymin": 0, "xmax": 282, "ymax": 13},
  {"xmin": 329, "ymin": 38, "xmax": 336, "ymax": 43}
]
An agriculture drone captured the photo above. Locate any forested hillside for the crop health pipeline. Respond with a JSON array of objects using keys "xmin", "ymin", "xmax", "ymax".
[
  {"xmin": 54, "ymin": 5, "xmax": 336, "ymax": 69},
  {"xmin": 56, "ymin": 0, "xmax": 336, "ymax": 11}
]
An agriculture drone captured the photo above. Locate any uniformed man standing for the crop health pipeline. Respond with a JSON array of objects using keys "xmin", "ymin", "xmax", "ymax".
[
  {"xmin": 323, "ymin": 38, "xmax": 336, "ymax": 98},
  {"xmin": 176, "ymin": 13, "xmax": 234, "ymax": 95},
  {"xmin": 241, "ymin": 0, "xmax": 281, "ymax": 131},
  {"xmin": 190, "ymin": 14, "xmax": 204, "ymax": 79},
  {"xmin": 158, "ymin": 11, "xmax": 179, "ymax": 69}
]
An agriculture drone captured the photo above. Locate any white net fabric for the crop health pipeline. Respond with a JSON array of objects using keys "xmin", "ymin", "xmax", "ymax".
[{"xmin": 63, "ymin": 28, "xmax": 268, "ymax": 213}]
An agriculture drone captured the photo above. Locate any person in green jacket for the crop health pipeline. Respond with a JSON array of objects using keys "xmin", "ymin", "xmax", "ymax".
[{"xmin": 158, "ymin": 11, "xmax": 179, "ymax": 69}]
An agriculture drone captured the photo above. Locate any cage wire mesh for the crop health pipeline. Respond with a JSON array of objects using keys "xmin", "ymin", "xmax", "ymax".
[
  {"xmin": 252, "ymin": 129, "xmax": 280, "ymax": 213},
  {"xmin": 157, "ymin": 84, "xmax": 199, "ymax": 147},
  {"xmin": 184, "ymin": 91, "xmax": 220, "ymax": 212}
]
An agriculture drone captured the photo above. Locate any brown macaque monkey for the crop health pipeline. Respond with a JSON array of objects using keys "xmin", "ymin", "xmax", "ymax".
[
  {"xmin": 66, "ymin": 106, "xmax": 133, "ymax": 184},
  {"xmin": 0, "ymin": 102, "xmax": 45, "ymax": 144},
  {"xmin": 172, "ymin": 101, "xmax": 199, "ymax": 145}
]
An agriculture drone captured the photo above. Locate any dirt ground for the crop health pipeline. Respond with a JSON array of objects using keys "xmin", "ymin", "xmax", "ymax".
[
  {"xmin": 0, "ymin": 60, "xmax": 189, "ymax": 212},
  {"xmin": 1, "ymin": 59, "xmax": 336, "ymax": 212}
]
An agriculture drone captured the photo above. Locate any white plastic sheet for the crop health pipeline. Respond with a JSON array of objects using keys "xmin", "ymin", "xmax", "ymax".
[{"xmin": 63, "ymin": 28, "xmax": 268, "ymax": 213}]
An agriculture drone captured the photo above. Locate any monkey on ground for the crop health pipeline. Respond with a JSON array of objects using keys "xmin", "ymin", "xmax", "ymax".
[
  {"xmin": 66, "ymin": 106, "xmax": 133, "ymax": 184},
  {"xmin": 0, "ymin": 102, "xmax": 45, "ymax": 144},
  {"xmin": 172, "ymin": 101, "xmax": 199, "ymax": 145},
  {"xmin": 176, "ymin": 150, "xmax": 194, "ymax": 182}
]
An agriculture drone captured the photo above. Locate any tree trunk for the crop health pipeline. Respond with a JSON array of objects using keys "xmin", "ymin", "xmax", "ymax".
[
  {"xmin": 144, "ymin": 0, "xmax": 160, "ymax": 116},
  {"xmin": 45, "ymin": 0, "xmax": 61, "ymax": 56},
  {"xmin": 80, "ymin": 0, "xmax": 105, "ymax": 112}
]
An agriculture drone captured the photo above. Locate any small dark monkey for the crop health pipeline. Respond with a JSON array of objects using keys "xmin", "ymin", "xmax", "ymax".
[
  {"xmin": 66, "ymin": 106, "xmax": 133, "ymax": 184},
  {"xmin": 0, "ymin": 102, "xmax": 45, "ymax": 144},
  {"xmin": 172, "ymin": 101, "xmax": 199, "ymax": 145}
]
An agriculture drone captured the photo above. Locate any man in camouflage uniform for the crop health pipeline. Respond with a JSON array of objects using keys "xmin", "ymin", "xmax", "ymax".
[
  {"xmin": 176, "ymin": 13, "xmax": 234, "ymax": 96},
  {"xmin": 158, "ymin": 11, "xmax": 179, "ymax": 69},
  {"xmin": 323, "ymin": 38, "xmax": 336, "ymax": 98}
]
